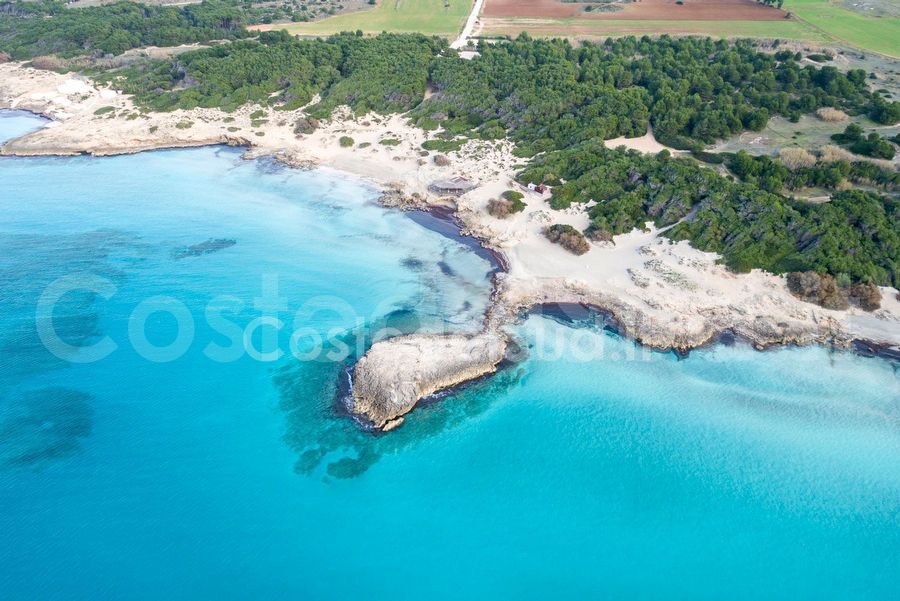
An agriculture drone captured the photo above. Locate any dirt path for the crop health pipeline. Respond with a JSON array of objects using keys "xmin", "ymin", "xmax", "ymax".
[{"xmin": 451, "ymin": 0, "xmax": 484, "ymax": 49}]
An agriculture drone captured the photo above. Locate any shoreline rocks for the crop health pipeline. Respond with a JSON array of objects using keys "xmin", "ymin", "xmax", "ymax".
[
  {"xmin": 498, "ymin": 277, "xmax": 848, "ymax": 353},
  {"xmin": 350, "ymin": 332, "xmax": 507, "ymax": 430}
]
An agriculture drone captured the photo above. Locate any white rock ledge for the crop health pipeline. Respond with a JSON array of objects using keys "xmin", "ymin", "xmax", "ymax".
[{"xmin": 350, "ymin": 332, "xmax": 507, "ymax": 430}]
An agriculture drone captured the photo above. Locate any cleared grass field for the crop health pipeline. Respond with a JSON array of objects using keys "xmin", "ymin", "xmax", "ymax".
[
  {"xmin": 481, "ymin": 17, "xmax": 827, "ymax": 42},
  {"xmin": 711, "ymin": 114, "xmax": 880, "ymax": 156},
  {"xmin": 480, "ymin": 0, "xmax": 898, "ymax": 56},
  {"xmin": 254, "ymin": 0, "xmax": 472, "ymax": 37},
  {"xmin": 786, "ymin": 0, "xmax": 900, "ymax": 57}
]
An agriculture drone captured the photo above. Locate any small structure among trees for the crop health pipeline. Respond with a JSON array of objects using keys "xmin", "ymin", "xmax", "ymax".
[{"xmin": 430, "ymin": 177, "xmax": 477, "ymax": 195}]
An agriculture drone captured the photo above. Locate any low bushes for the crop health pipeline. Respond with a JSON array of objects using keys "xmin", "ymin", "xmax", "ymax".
[
  {"xmin": 544, "ymin": 224, "xmax": 590, "ymax": 255},
  {"xmin": 786, "ymin": 272, "xmax": 848, "ymax": 310},
  {"xmin": 422, "ymin": 139, "xmax": 465, "ymax": 152},
  {"xmin": 849, "ymin": 282, "xmax": 882, "ymax": 312},
  {"xmin": 487, "ymin": 193, "xmax": 526, "ymax": 219},
  {"xmin": 501, "ymin": 190, "xmax": 526, "ymax": 212},
  {"xmin": 815, "ymin": 107, "xmax": 848, "ymax": 122},
  {"xmin": 294, "ymin": 117, "xmax": 320, "ymax": 135},
  {"xmin": 487, "ymin": 198, "xmax": 513, "ymax": 218},
  {"xmin": 778, "ymin": 147, "xmax": 817, "ymax": 170},
  {"xmin": 786, "ymin": 272, "xmax": 882, "ymax": 311},
  {"xmin": 831, "ymin": 124, "xmax": 896, "ymax": 159}
]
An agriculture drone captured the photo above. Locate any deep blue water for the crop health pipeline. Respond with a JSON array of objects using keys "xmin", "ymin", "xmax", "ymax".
[{"xmin": 1, "ymin": 110, "xmax": 898, "ymax": 600}]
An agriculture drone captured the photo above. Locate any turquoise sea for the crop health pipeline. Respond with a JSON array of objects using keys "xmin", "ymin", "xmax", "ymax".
[{"xmin": 1, "ymin": 110, "xmax": 898, "ymax": 600}]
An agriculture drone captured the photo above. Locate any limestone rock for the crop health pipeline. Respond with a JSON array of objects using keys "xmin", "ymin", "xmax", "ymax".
[{"xmin": 351, "ymin": 332, "xmax": 507, "ymax": 429}]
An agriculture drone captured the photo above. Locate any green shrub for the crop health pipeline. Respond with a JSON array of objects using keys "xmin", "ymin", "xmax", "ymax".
[
  {"xmin": 501, "ymin": 190, "xmax": 526, "ymax": 212},
  {"xmin": 422, "ymin": 138, "xmax": 465, "ymax": 152}
]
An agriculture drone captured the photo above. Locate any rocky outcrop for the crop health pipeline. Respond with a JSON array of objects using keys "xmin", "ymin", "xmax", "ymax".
[
  {"xmin": 497, "ymin": 276, "xmax": 847, "ymax": 353},
  {"xmin": 0, "ymin": 132, "xmax": 247, "ymax": 157},
  {"xmin": 267, "ymin": 149, "xmax": 318, "ymax": 170},
  {"xmin": 378, "ymin": 184, "xmax": 428, "ymax": 211},
  {"xmin": 350, "ymin": 332, "xmax": 507, "ymax": 430}
]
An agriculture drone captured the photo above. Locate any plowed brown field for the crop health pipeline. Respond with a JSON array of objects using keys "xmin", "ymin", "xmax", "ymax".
[{"xmin": 483, "ymin": 0, "xmax": 788, "ymax": 21}]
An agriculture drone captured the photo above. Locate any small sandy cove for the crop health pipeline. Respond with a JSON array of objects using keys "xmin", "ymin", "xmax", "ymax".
[{"xmin": 2, "ymin": 61, "xmax": 899, "ymax": 354}]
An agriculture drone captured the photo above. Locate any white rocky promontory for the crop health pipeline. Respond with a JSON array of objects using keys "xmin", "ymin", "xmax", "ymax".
[{"xmin": 351, "ymin": 332, "xmax": 507, "ymax": 430}]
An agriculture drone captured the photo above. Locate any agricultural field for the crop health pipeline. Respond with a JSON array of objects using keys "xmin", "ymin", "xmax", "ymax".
[
  {"xmin": 480, "ymin": 17, "xmax": 825, "ymax": 42},
  {"xmin": 841, "ymin": 0, "xmax": 899, "ymax": 18},
  {"xmin": 480, "ymin": 0, "xmax": 820, "ymax": 42},
  {"xmin": 253, "ymin": 0, "xmax": 473, "ymax": 36},
  {"xmin": 786, "ymin": 0, "xmax": 900, "ymax": 57},
  {"xmin": 483, "ymin": 0, "xmax": 788, "ymax": 21},
  {"xmin": 480, "ymin": 0, "xmax": 899, "ymax": 57}
]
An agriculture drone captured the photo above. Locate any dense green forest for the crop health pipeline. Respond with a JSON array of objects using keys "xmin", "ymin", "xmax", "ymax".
[
  {"xmin": 0, "ymin": 0, "xmax": 248, "ymax": 59},
  {"xmin": 109, "ymin": 30, "xmax": 445, "ymax": 114},
  {"xmin": 413, "ymin": 37, "xmax": 889, "ymax": 154},
  {"xmin": 726, "ymin": 150, "xmax": 900, "ymax": 193},
  {"xmin": 97, "ymin": 32, "xmax": 899, "ymax": 143},
  {"xmin": 95, "ymin": 30, "xmax": 899, "ymax": 153},
  {"xmin": 519, "ymin": 143, "xmax": 898, "ymax": 286}
]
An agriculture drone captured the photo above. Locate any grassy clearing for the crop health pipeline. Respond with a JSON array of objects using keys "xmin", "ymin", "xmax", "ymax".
[
  {"xmin": 711, "ymin": 113, "xmax": 898, "ymax": 157},
  {"xmin": 785, "ymin": 0, "xmax": 900, "ymax": 57},
  {"xmin": 260, "ymin": 0, "xmax": 472, "ymax": 37},
  {"xmin": 481, "ymin": 18, "xmax": 827, "ymax": 42}
]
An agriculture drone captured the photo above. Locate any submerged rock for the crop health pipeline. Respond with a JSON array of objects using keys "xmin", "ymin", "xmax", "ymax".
[
  {"xmin": 172, "ymin": 238, "xmax": 236, "ymax": 260},
  {"xmin": 350, "ymin": 332, "xmax": 507, "ymax": 430},
  {"xmin": 0, "ymin": 387, "xmax": 93, "ymax": 468}
]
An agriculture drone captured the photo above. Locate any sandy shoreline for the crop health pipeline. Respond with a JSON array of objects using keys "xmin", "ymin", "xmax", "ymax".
[{"xmin": 2, "ymin": 61, "xmax": 899, "ymax": 426}]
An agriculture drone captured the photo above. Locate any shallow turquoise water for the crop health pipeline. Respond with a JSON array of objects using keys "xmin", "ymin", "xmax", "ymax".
[{"xmin": 1, "ymin": 111, "xmax": 898, "ymax": 600}]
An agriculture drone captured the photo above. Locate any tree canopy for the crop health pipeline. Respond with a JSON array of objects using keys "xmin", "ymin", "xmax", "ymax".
[
  {"xmin": 0, "ymin": 0, "xmax": 248, "ymax": 59},
  {"xmin": 520, "ymin": 142, "xmax": 898, "ymax": 286}
]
